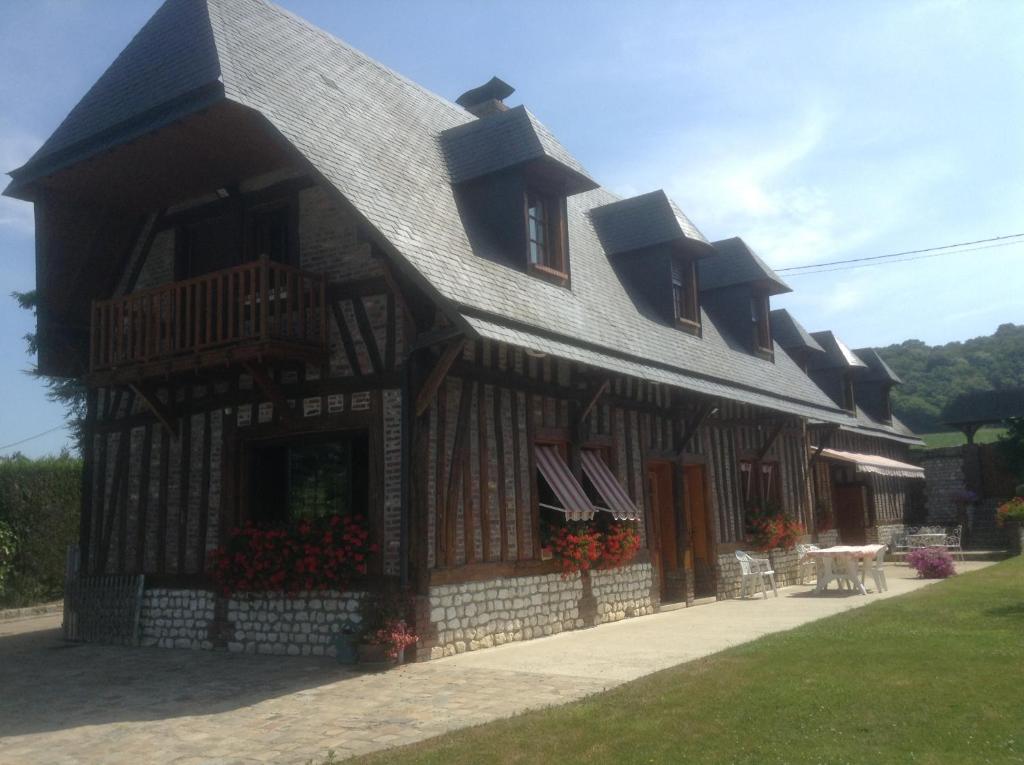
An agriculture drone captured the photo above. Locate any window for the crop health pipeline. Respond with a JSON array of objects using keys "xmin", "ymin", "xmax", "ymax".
[
  {"xmin": 843, "ymin": 375, "xmax": 856, "ymax": 412},
  {"xmin": 672, "ymin": 257, "xmax": 700, "ymax": 331},
  {"xmin": 249, "ymin": 431, "xmax": 368, "ymax": 524},
  {"xmin": 740, "ymin": 458, "xmax": 782, "ymax": 509},
  {"xmin": 751, "ymin": 295, "xmax": 772, "ymax": 351},
  {"xmin": 526, "ymin": 190, "xmax": 567, "ymax": 279},
  {"xmin": 250, "ymin": 205, "xmax": 292, "ymax": 263},
  {"xmin": 176, "ymin": 212, "xmax": 236, "ymax": 278}
]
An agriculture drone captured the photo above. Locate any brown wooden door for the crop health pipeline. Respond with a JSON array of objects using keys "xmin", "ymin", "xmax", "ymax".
[
  {"xmin": 683, "ymin": 464, "xmax": 715, "ymax": 597},
  {"xmin": 834, "ymin": 484, "xmax": 867, "ymax": 545},
  {"xmin": 648, "ymin": 462, "xmax": 682, "ymax": 600}
]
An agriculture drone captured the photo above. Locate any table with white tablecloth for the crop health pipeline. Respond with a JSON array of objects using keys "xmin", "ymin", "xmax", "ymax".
[{"xmin": 803, "ymin": 545, "xmax": 886, "ymax": 595}]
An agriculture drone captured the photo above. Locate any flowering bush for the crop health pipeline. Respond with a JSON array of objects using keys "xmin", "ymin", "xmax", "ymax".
[
  {"xmin": 601, "ymin": 523, "xmax": 642, "ymax": 568},
  {"xmin": 550, "ymin": 524, "xmax": 603, "ymax": 577},
  {"xmin": 996, "ymin": 497, "xmax": 1024, "ymax": 527},
  {"xmin": 209, "ymin": 514, "xmax": 376, "ymax": 596},
  {"xmin": 365, "ymin": 619, "xmax": 418, "ymax": 660},
  {"xmin": 745, "ymin": 504, "xmax": 805, "ymax": 552},
  {"xmin": 906, "ymin": 546, "xmax": 956, "ymax": 579}
]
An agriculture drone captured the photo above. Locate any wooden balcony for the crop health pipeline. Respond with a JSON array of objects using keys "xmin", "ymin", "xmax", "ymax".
[{"xmin": 90, "ymin": 257, "xmax": 327, "ymax": 385}]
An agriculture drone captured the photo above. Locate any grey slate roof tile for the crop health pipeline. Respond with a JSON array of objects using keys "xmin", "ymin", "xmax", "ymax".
[
  {"xmin": 809, "ymin": 331, "xmax": 870, "ymax": 371},
  {"xmin": 589, "ymin": 190, "xmax": 710, "ymax": 253},
  {"xmin": 13, "ymin": 0, "xmax": 854, "ymax": 426},
  {"xmin": 853, "ymin": 347, "xmax": 903, "ymax": 385},
  {"xmin": 770, "ymin": 309, "xmax": 825, "ymax": 354},
  {"xmin": 701, "ymin": 237, "xmax": 791, "ymax": 295}
]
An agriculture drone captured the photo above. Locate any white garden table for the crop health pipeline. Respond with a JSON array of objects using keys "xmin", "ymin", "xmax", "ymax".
[{"xmin": 804, "ymin": 545, "xmax": 886, "ymax": 595}]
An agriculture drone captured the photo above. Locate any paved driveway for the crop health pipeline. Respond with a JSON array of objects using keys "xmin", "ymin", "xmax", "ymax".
[{"xmin": 0, "ymin": 562, "xmax": 992, "ymax": 764}]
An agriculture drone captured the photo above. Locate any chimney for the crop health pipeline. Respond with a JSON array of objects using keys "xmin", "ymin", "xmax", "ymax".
[{"xmin": 456, "ymin": 76, "xmax": 515, "ymax": 118}]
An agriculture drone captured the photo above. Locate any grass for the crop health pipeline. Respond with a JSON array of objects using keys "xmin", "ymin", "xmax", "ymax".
[
  {"xmin": 917, "ymin": 426, "xmax": 1008, "ymax": 449},
  {"xmin": 356, "ymin": 559, "xmax": 1024, "ymax": 765}
]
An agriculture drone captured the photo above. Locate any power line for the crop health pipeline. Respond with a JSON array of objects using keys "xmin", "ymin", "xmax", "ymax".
[
  {"xmin": 782, "ymin": 239, "xmax": 1024, "ymax": 278},
  {"xmin": 0, "ymin": 424, "xmax": 68, "ymax": 452},
  {"xmin": 775, "ymin": 232, "xmax": 1024, "ymax": 273}
]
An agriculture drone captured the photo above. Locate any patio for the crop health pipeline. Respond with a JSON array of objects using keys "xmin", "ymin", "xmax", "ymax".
[{"xmin": 0, "ymin": 561, "xmax": 993, "ymax": 765}]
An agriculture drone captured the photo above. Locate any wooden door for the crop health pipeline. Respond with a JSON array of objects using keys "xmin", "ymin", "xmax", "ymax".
[
  {"xmin": 648, "ymin": 462, "xmax": 682, "ymax": 600},
  {"xmin": 834, "ymin": 484, "xmax": 867, "ymax": 545},
  {"xmin": 683, "ymin": 464, "xmax": 715, "ymax": 597}
]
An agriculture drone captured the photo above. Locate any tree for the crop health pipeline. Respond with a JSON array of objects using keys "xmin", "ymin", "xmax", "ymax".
[{"xmin": 12, "ymin": 290, "xmax": 87, "ymax": 452}]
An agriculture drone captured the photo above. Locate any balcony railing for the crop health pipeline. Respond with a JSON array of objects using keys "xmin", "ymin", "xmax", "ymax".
[{"xmin": 90, "ymin": 257, "xmax": 327, "ymax": 379}]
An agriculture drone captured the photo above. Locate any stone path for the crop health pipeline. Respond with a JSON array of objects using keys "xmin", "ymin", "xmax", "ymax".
[{"xmin": 0, "ymin": 562, "xmax": 992, "ymax": 764}]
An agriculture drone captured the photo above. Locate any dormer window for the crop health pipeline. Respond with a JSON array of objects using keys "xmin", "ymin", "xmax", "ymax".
[
  {"xmin": 672, "ymin": 257, "xmax": 700, "ymax": 334},
  {"xmin": 526, "ymin": 189, "xmax": 568, "ymax": 283},
  {"xmin": 843, "ymin": 375, "xmax": 856, "ymax": 412},
  {"xmin": 751, "ymin": 296, "xmax": 772, "ymax": 352}
]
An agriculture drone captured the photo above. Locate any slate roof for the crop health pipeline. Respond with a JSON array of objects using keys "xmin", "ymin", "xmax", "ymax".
[
  {"xmin": 944, "ymin": 388, "xmax": 1024, "ymax": 427},
  {"xmin": 770, "ymin": 309, "xmax": 825, "ymax": 354},
  {"xmin": 808, "ymin": 331, "xmax": 869, "ymax": 371},
  {"xmin": 841, "ymin": 409, "xmax": 923, "ymax": 446},
  {"xmin": 701, "ymin": 237, "xmax": 792, "ymax": 295},
  {"xmin": 589, "ymin": 190, "xmax": 710, "ymax": 254},
  {"xmin": 853, "ymin": 348, "xmax": 903, "ymax": 385},
  {"xmin": 441, "ymin": 105, "xmax": 596, "ymax": 191},
  {"xmin": 7, "ymin": 0, "xmax": 853, "ymax": 426}
]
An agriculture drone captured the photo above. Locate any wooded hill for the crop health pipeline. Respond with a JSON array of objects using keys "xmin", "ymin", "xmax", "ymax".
[{"xmin": 875, "ymin": 323, "xmax": 1024, "ymax": 434}]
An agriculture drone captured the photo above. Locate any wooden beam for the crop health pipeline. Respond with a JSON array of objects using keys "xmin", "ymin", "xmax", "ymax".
[
  {"xmin": 242, "ymin": 362, "xmax": 291, "ymax": 421},
  {"xmin": 809, "ymin": 425, "xmax": 838, "ymax": 467},
  {"xmin": 756, "ymin": 421, "xmax": 786, "ymax": 461},
  {"xmin": 576, "ymin": 379, "xmax": 610, "ymax": 428},
  {"xmin": 129, "ymin": 383, "xmax": 178, "ymax": 438},
  {"xmin": 676, "ymin": 401, "xmax": 716, "ymax": 459},
  {"xmin": 415, "ymin": 337, "xmax": 465, "ymax": 417}
]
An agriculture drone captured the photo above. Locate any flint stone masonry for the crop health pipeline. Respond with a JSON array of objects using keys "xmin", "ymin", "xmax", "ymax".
[
  {"xmin": 816, "ymin": 529, "xmax": 840, "ymax": 547},
  {"xmin": 866, "ymin": 523, "xmax": 906, "ymax": 547},
  {"xmin": 140, "ymin": 589, "xmax": 365, "ymax": 657},
  {"xmin": 919, "ymin": 446, "xmax": 966, "ymax": 524},
  {"xmin": 140, "ymin": 589, "xmax": 216, "ymax": 650},
  {"xmin": 426, "ymin": 563, "xmax": 655, "ymax": 660}
]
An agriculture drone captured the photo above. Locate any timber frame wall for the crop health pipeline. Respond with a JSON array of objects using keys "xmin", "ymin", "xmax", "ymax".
[{"xmin": 80, "ymin": 174, "xmax": 820, "ymax": 611}]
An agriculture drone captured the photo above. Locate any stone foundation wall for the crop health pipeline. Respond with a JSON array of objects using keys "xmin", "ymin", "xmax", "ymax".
[
  {"xmin": 140, "ymin": 589, "xmax": 364, "ymax": 657},
  {"xmin": 591, "ymin": 563, "xmax": 655, "ymax": 624},
  {"xmin": 425, "ymin": 562, "xmax": 655, "ymax": 659},
  {"xmin": 715, "ymin": 547, "xmax": 802, "ymax": 598},
  {"xmin": 140, "ymin": 589, "xmax": 216, "ymax": 650},
  {"xmin": 816, "ymin": 529, "xmax": 840, "ymax": 547},
  {"xmin": 226, "ymin": 592, "xmax": 363, "ymax": 656}
]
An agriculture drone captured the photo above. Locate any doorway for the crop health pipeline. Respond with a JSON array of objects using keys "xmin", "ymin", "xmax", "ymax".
[
  {"xmin": 834, "ymin": 484, "xmax": 868, "ymax": 545},
  {"xmin": 648, "ymin": 462, "xmax": 685, "ymax": 603},
  {"xmin": 682, "ymin": 464, "xmax": 715, "ymax": 598}
]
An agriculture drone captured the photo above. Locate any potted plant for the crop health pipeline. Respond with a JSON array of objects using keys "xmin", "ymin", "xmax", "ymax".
[
  {"xmin": 333, "ymin": 625, "xmax": 359, "ymax": 665},
  {"xmin": 996, "ymin": 496, "xmax": 1024, "ymax": 555},
  {"xmin": 549, "ymin": 522, "xmax": 603, "ymax": 578},
  {"xmin": 356, "ymin": 587, "xmax": 417, "ymax": 667}
]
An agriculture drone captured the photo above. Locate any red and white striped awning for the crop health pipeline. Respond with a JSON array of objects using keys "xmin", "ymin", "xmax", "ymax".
[
  {"xmin": 818, "ymin": 448, "xmax": 925, "ymax": 479},
  {"xmin": 581, "ymin": 450, "xmax": 640, "ymax": 521},
  {"xmin": 535, "ymin": 445, "xmax": 597, "ymax": 521}
]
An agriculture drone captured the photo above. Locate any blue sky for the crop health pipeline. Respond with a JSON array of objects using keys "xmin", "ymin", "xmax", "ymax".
[{"xmin": 2, "ymin": 0, "xmax": 1022, "ymax": 456}]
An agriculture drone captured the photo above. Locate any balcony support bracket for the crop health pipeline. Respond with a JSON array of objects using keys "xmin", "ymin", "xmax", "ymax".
[{"xmin": 129, "ymin": 383, "xmax": 178, "ymax": 438}]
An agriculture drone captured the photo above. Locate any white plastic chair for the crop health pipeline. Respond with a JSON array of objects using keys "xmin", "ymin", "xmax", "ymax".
[
  {"xmin": 861, "ymin": 545, "xmax": 888, "ymax": 592},
  {"xmin": 795, "ymin": 543, "xmax": 820, "ymax": 585},
  {"xmin": 891, "ymin": 531, "xmax": 909, "ymax": 561},
  {"xmin": 735, "ymin": 550, "xmax": 778, "ymax": 599}
]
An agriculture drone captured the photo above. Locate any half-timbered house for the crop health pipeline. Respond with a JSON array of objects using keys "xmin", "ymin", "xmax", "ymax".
[
  {"xmin": 773, "ymin": 312, "xmax": 925, "ymax": 547},
  {"xmin": 9, "ymin": 0, "xmax": 876, "ymax": 658}
]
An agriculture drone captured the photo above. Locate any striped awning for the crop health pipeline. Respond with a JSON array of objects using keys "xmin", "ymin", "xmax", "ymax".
[
  {"xmin": 581, "ymin": 450, "xmax": 640, "ymax": 521},
  {"xmin": 818, "ymin": 448, "xmax": 925, "ymax": 479},
  {"xmin": 535, "ymin": 445, "xmax": 596, "ymax": 521}
]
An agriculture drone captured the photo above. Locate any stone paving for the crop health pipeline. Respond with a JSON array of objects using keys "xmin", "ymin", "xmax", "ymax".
[{"xmin": 0, "ymin": 562, "xmax": 993, "ymax": 764}]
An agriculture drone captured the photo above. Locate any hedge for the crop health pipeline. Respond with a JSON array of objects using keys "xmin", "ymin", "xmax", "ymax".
[{"xmin": 0, "ymin": 454, "xmax": 81, "ymax": 607}]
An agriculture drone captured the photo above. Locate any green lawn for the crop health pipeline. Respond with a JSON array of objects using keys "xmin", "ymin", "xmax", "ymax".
[
  {"xmin": 357, "ymin": 559, "xmax": 1024, "ymax": 765},
  {"xmin": 918, "ymin": 426, "xmax": 1008, "ymax": 449}
]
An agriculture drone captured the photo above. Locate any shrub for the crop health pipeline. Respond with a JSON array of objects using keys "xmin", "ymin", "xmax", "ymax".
[
  {"xmin": 995, "ymin": 497, "xmax": 1024, "ymax": 526},
  {"xmin": 748, "ymin": 514, "xmax": 805, "ymax": 552},
  {"xmin": 208, "ymin": 514, "xmax": 375, "ymax": 596},
  {"xmin": 0, "ymin": 520, "xmax": 16, "ymax": 596},
  {"xmin": 0, "ymin": 453, "xmax": 81, "ymax": 607},
  {"xmin": 906, "ymin": 547, "xmax": 956, "ymax": 579},
  {"xmin": 550, "ymin": 523, "xmax": 603, "ymax": 578},
  {"xmin": 601, "ymin": 523, "xmax": 641, "ymax": 568}
]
